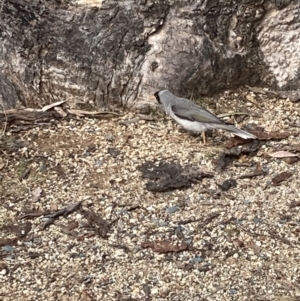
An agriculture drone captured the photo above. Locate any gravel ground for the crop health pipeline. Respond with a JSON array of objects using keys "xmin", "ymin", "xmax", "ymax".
[{"xmin": 1, "ymin": 90, "xmax": 300, "ymax": 301}]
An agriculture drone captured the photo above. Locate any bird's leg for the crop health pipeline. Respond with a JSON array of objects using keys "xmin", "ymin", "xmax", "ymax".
[{"xmin": 202, "ymin": 131, "xmax": 206, "ymax": 145}]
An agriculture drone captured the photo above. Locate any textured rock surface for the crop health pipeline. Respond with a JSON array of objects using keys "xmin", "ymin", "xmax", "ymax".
[
  {"xmin": 257, "ymin": 2, "xmax": 300, "ymax": 89},
  {"xmin": 0, "ymin": 0, "xmax": 299, "ymax": 109}
]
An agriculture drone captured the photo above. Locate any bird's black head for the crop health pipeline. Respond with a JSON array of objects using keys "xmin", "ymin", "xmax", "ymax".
[{"xmin": 154, "ymin": 90, "xmax": 162, "ymax": 103}]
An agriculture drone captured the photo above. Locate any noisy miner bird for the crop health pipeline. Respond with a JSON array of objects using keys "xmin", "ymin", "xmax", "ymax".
[{"xmin": 154, "ymin": 89, "xmax": 256, "ymax": 144}]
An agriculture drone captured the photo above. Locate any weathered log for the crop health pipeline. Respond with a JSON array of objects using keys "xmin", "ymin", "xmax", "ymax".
[{"xmin": 0, "ymin": 0, "xmax": 299, "ymax": 109}]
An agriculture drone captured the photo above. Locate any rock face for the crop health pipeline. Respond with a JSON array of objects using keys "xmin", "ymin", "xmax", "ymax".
[{"xmin": 0, "ymin": 0, "xmax": 299, "ymax": 109}]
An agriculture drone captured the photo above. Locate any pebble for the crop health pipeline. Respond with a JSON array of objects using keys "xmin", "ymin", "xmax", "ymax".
[{"xmin": 166, "ymin": 206, "xmax": 179, "ymax": 213}]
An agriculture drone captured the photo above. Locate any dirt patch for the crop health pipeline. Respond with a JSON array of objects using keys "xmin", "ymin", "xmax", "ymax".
[{"xmin": 1, "ymin": 89, "xmax": 300, "ymax": 301}]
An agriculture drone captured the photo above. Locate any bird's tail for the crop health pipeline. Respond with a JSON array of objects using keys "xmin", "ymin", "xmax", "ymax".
[{"xmin": 218, "ymin": 124, "xmax": 257, "ymax": 139}]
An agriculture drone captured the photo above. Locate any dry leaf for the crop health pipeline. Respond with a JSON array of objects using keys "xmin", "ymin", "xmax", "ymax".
[
  {"xmin": 246, "ymin": 85, "xmax": 266, "ymax": 94},
  {"xmin": 282, "ymin": 144, "xmax": 300, "ymax": 153},
  {"xmin": 67, "ymin": 109, "xmax": 101, "ymax": 116},
  {"xmin": 269, "ymin": 151, "xmax": 298, "ymax": 158},
  {"xmin": 54, "ymin": 106, "xmax": 68, "ymax": 117},
  {"xmin": 4, "ymin": 223, "xmax": 22, "ymax": 235},
  {"xmin": 246, "ymin": 94, "xmax": 260, "ymax": 106},
  {"xmin": 272, "ymin": 171, "xmax": 292, "ymax": 185},
  {"xmin": 215, "ymin": 141, "xmax": 261, "ymax": 171},
  {"xmin": 32, "ymin": 187, "xmax": 42, "ymax": 202},
  {"xmin": 67, "ymin": 109, "xmax": 85, "ymax": 117},
  {"xmin": 41, "ymin": 100, "xmax": 65, "ymax": 112},
  {"xmin": 239, "ymin": 171, "xmax": 266, "ymax": 179},
  {"xmin": 60, "ymin": 226, "xmax": 79, "ymax": 237},
  {"xmin": 18, "ymin": 210, "xmax": 47, "ymax": 219},
  {"xmin": 47, "ymin": 202, "xmax": 82, "ymax": 218},
  {"xmin": 282, "ymin": 157, "xmax": 299, "ymax": 164},
  {"xmin": 4, "ymin": 221, "xmax": 31, "ymax": 238},
  {"xmin": 81, "ymin": 290, "xmax": 95, "ymax": 301},
  {"xmin": 136, "ymin": 114, "xmax": 154, "ymax": 121},
  {"xmin": 274, "ymin": 297, "xmax": 300, "ymax": 301},
  {"xmin": 0, "ymin": 237, "xmax": 17, "ymax": 247},
  {"xmin": 0, "ymin": 262, "xmax": 8, "ymax": 270},
  {"xmin": 255, "ymin": 131, "xmax": 291, "ymax": 140},
  {"xmin": 66, "ymin": 221, "xmax": 79, "ymax": 231},
  {"xmin": 241, "ymin": 124, "xmax": 291, "ymax": 141}
]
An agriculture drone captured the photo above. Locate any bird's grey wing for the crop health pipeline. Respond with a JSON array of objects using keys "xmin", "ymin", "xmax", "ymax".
[{"xmin": 171, "ymin": 104, "xmax": 224, "ymax": 124}]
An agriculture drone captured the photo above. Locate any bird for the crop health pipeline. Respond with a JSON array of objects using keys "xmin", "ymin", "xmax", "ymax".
[{"xmin": 154, "ymin": 89, "xmax": 256, "ymax": 144}]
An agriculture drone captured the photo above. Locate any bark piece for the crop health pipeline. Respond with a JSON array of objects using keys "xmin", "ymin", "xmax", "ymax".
[{"xmin": 138, "ymin": 160, "xmax": 213, "ymax": 192}]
